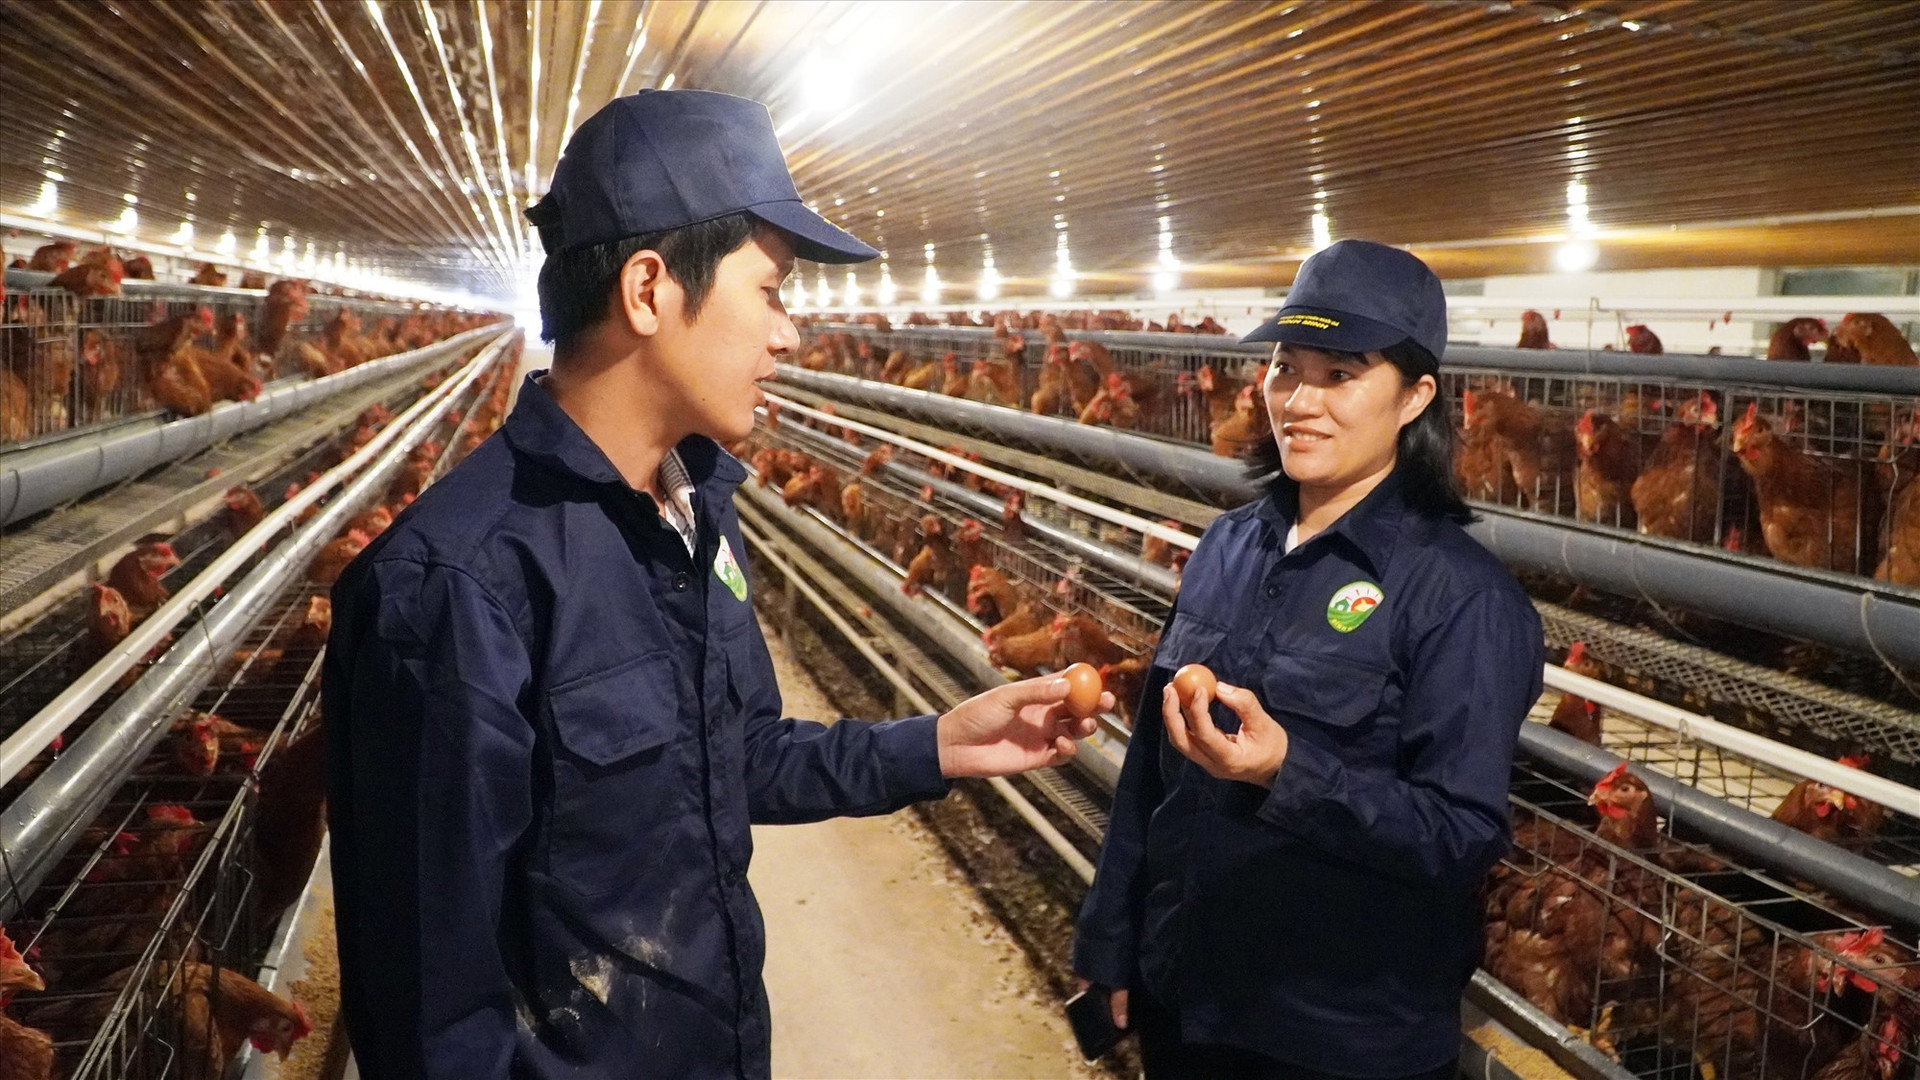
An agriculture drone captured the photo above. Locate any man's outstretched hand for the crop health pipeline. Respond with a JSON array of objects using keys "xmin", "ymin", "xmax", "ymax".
[{"xmin": 937, "ymin": 675, "xmax": 1111, "ymax": 778}]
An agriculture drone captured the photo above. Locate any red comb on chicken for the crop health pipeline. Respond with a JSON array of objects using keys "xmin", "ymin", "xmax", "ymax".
[{"xmin": 0, "ymin": 924, "xmax": 43, "ymax": 1000}]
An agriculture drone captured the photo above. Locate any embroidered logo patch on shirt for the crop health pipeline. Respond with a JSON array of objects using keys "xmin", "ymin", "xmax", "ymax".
[
  {"xmin": 1326, "ymin": 580, "xmax": 1384, "ymax": 633},
  {"xmin": 714, "ymin": 535, "xmax": 748, "ymax": 602}
]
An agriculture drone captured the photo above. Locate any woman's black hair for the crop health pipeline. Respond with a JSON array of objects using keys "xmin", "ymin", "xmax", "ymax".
[
  {"xmin": 1242, "ymin": 338, "xmax": 1474, "ymax": 524},
  {"xmin": 536, "ymin": 211, "xmax": 759, "ymax": 351}
]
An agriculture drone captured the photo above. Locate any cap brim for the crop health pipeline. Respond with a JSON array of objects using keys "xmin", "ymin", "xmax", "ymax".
[
  {"xmin": 750, "ymin": 200, "xmax": 880, "ymax": 264},
  {"xmin": 1240, "ymin": 305, "xmax": 1407, "ymax": 353}
]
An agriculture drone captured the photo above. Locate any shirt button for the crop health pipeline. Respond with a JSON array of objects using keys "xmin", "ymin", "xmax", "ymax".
[
  {"xmin": 671, "ymin": 572, "xmax": 690, "ymax": 591},
  {"xmin": 1264, "ymin": 582, "xmax": 1281, "ymax": 599}
]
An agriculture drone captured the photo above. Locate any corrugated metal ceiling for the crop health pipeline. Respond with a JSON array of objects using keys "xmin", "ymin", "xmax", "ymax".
[{"xmin": 1, "ymin": 0, "xmax": 1914, "ymax": 303}]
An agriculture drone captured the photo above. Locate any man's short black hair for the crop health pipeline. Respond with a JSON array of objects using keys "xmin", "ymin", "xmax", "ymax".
[{"xmin": 536, "ymin": 211, "xmax": 758, "ymax": 350}]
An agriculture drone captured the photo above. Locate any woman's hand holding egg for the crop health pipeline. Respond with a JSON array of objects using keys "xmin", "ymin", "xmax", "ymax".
[{"xmin": 1161, "ymin": 664, "xmax": 1289, "ymax": 786}]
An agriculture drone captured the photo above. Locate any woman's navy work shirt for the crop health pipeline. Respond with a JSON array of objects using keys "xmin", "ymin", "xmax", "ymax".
[
  {"xmin": 1072, "ymin": 468, "xmax": 1543, "ymax": 1078},
  {"xmin": 322, "ymin": 373, "xmax": 950, "ymax": 1080}
]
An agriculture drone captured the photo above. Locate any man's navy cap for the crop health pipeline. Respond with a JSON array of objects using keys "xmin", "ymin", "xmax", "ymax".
[
  {"xmin": 524, "ymin": 89, "xmax": 879, "ymax": 264},
  {"xmin": 1242, "ymin": 239, "xmax": 1448, "ymax": 364}
]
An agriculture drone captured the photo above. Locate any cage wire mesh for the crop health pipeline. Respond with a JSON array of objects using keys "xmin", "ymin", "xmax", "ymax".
[
  {"xmin": 1495, "ymin": 760, "xmax": 1920, "ymax": 1079},
  {"xmin": 792, "ymin": 323, "xmax": 1918, "ymax": 594},
  {"xmin": 1, "ymin": 278, "xmax": 487, "ymax": 451}
]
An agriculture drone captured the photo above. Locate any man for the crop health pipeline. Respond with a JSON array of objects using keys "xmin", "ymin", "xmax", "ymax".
[{"xmin": 324, "ymin": 89, "xmax": 1105, "ymax": 1080}]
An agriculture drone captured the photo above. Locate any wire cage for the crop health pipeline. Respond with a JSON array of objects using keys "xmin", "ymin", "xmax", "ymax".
[
  {"xmin": 790, "ymin": 323, "xmax": 1920, "ymax": 596},
  {"xmin": 0, "ymin": 272, "xmax": 497, "ymax": 452},
  {"xmin": 1525, "ymin": 678, "xmax": 1920, "ymax": 884},
  {"xmin": 1493, "ymin": 760, "xmax": 1920, "ymax": 1079},
  {"xmin": 0, "ymin": 414, "xmax": 379, "ymax": 788},
  {"xmin": 0, "ymin": 340, "xmax": 514, "ymax": 1077},
  {"xmin": 3, "ymin": 578, "xmax": 328, "ymax": 1080},
  {"xmin": 739, "ymin": 410, "xmax": 1176, "ymax": 714},
  {"xmin": 1447, "ymin": 367, "xmax": 1919, "ymax": 583},
  {"xmin": 792, "ymin": 321, "xmax": 1265, "ymax": 449}
]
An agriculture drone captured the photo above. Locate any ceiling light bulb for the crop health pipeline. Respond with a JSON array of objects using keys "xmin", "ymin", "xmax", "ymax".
[
  {"xmin": 112, "ymin": 205, "xmax": 138, "ymax": 233},
  {"xmin": 1151, "ymin": 269, "xmax": 1179, "ymax": 295},
  {"xmin": 1554, "ymin": 240, "xmax": 1599, "ymax": 273},
  {"xmin": 216, "ymin": 230, "xmax": 237, "ymax": 254},
  {"xmin": 920, "ymin": 266, "xmax": 941, "ymax": 305},
  {"xmin": 173, "ymin": 221, "xmax": 194, "ymax": 244},
  {"xmin": 1311, "ymin": 210, "xmax": 1333, "ymax": 251},
  {"xmin": 1049, "ymin": 272, "xmax": 1075, "ymax": 300},
  {"xmin": 876, "ymin": 270, "xmax": 897, "ymax": 307},
  {"xmin": 805, "ymin": 61, "xmax": 854, "ymax": 115},
  {"xmin": 843, "ymin": 270, "xmax": 862, "ymax": 307},
  {"xmin": 28, "ymin": 180, "xmax": 58, "ymax": 215}
]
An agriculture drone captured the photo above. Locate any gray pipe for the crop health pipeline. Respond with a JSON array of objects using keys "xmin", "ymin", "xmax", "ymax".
[
  {"xmin": 1463, "ymin": 973, "xmax": 1639, "ymax": 1080},
  {"xmin": 0, "ymin": 325, "xmax": 504, "ymax": 525},
  {"xmin": 739, "ymin": 483, "xmax": 1005, "ymax": 689},
  {"xmin": 1468, "ymin": 510, "xmax": 1920, "ymax": 670},
  {"xmin": 737, "ymin": 484, "xmax": 1126, "ymax": 790},
  {"xmin": 779, "ymin": 367, "xmax": 1920, "ymax": 668},
  {"xmin": 1518, "ymin": 723, "xmax": 1920, "ymax": 928},
  {"xmin": 0, "ymin": 341, "xmax": 506, "ymax": 918},
  {"xmin": 807, "ymin": 322, "xmax": 1920, "ymax": 395},
  {"xmin": 912, "ymin": 471, "xmax": 1182, "ymax": 599},
  {"xmin": 4, "ymin": 268, "xmax": 439, "ymax": 318},
  {"xmin": 773, "ymin": 366, "xmax": 1255, "ymax": 503},
  {"xmin": 1442, "ymin": 344, "xmax": 1920, "ymax": 395},
  {"xmin": 766, "ymin": 416, "xmax": 1182, "ymax": 597}
]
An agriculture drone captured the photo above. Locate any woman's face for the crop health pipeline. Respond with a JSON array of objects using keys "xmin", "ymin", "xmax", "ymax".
[{"xmin": 1264, "ymin": 344, "xmax": 1435, "ymax": 492}]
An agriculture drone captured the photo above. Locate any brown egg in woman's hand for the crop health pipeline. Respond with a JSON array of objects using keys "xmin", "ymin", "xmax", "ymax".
[
  {"xmin": 1062, "ymin": 662, "xmax": 1104, "ymax": 719},
  {"xmin": 1171, "ymin": 664, "xmax": 1217, "ymax": 709}
]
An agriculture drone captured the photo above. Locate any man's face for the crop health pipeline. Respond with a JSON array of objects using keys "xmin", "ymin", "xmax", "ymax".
[{"xmin": 651, "ymin": 227, "xmax": 799, "ymax": 443}]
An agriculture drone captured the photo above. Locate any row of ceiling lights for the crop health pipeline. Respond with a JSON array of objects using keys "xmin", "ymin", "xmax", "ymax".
[{"xmin": 15, "ymin": 177, "xmax": 494, "ymax": 306}]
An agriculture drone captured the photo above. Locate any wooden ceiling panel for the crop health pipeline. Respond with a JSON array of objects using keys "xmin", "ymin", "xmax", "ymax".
[{"xmin": 0, "ymin": 0, "xmax": 1913, "ymax": 302}]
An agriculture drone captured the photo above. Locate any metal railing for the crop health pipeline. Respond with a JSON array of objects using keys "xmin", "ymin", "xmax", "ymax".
[
  {"xmin": 0, "ymin": 333, "xmax": 518, "ymax": 1079},
  {"xmin": 2, "ymin": 266, "xmax": 502, "ymax": 451},
  {"xmin": 790, "ymin": 321, "xmax": 1920, "ymax": 594}
]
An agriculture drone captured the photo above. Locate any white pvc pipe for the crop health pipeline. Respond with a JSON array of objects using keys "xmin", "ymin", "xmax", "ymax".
[
  {"xmin": 0, "ymin": 330, "xmax": 515, "ymax": 787},
  {"xmin": 1543, "ymin": 665, "xmax": 1920, "ymax": 821},
  {"xmin": 764, "ymin": 392, "xmax": 1198, "ymax": 552}
]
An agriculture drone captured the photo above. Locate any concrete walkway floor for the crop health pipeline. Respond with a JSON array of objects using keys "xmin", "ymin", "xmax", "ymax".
[{"xmin": 752, "ymin": 621, "xmax": 1100, "ymax": 1080}]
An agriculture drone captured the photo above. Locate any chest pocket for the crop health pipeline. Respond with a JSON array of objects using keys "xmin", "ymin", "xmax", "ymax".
[
  {"xmin": 1261, "ymin": 648, "xmax": 1393, "ymax": 756},
  {"xmin": 1152, "ymin": 613, "xmax": 1226, "ymax": 671},
  {"xmin": 545, "ymin": 651, "xmax": 688, "ymax": 896}
]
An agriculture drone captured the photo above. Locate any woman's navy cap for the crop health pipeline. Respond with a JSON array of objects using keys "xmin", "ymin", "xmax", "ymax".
[
  {"xmin": 1242, "ymin": 240, "xmax": 1448, "ymax": 363},
  {"xmin": 524, "ymin": 89, "xmax": 879, "ymax": 264}
]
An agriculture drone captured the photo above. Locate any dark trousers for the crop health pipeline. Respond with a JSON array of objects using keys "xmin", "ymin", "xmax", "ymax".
[{"xmin": 1132, "ymin": 986, "xmax": 1458, "ymax": 1080}]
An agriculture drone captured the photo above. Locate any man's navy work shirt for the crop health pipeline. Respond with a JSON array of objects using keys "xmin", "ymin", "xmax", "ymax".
[
  {"xmin": 323, "ymin": 373, "xmax": 950, "ymax": 1079},
  {"xmin": 1072, "ymin": 469, "xmax": 1543, "ymax": 1078}
]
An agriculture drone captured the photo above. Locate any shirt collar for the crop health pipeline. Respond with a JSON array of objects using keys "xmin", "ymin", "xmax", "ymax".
[
  {"xmin": 1255, "ymin": 466, "xmax": 1408, "ymax": 577},
  {"xmin": 503, "ymin": 370, "xmax": 747, "ymax": 494}
]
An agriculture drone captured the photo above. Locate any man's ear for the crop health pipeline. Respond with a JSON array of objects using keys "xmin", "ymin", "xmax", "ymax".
[{"xmin": 617, "ymin": 249, "xmax": 672, "ymax": 338}]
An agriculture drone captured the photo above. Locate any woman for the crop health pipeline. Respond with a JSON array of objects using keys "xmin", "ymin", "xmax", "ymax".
[{"xmin": 1072, "ymin": 240, "xmax": 1543, "ymax": 1080}]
